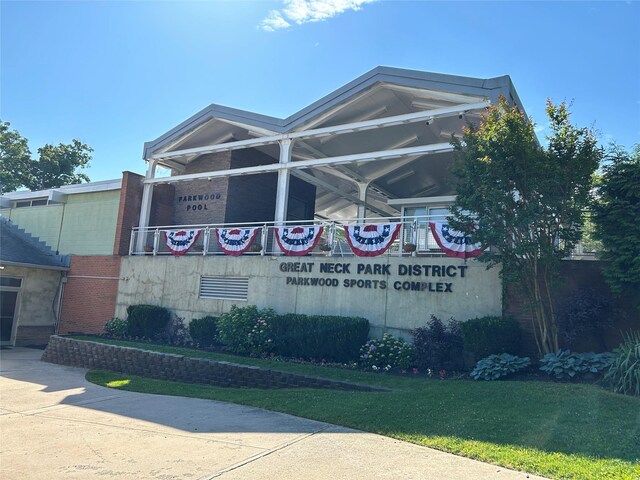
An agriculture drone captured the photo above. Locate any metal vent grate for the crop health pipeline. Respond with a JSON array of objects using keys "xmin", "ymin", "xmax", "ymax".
[{"xmin": 199, "ymin": 276, "xmax": 249, "ymax": 301}]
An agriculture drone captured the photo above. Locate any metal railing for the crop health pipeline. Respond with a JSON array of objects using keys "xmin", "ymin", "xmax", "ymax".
[{"xmin": 129, "ymin": 215, "xmax": 450, "ymax": 257}]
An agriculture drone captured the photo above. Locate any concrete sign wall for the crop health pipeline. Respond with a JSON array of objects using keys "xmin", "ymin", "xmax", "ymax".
[{"xmin": 116, "ymin": 255, "xmax": 501, "ymax": 338}]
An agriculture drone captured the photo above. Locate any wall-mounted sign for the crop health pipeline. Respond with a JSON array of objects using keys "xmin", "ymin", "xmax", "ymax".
[
  {"xmin": 176, "ymin": 193, "xmax": 221, "ymax": 211},
  {"xmin": 279, "ymin": 261, "xmax": 469, "ymax": 294}
]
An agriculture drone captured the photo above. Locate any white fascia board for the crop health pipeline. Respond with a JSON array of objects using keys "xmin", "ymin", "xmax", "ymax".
[
  {"xmin": 146, "ymin": 143, "xmax": 453, "ymax": 185},
  {"xmin": 152, "ymin": 101, "xmax": 489, "ymax": 162},
  {"xmin": 1, "ymin": 179, "xmax": 122, "ymax": 200},
  {"xmin": 388, "ymin": 195, "xmax": 456, "ymax": 206}
]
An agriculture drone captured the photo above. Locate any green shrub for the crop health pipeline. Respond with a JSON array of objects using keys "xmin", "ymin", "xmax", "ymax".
[
  {"xmin": 103, "ymin": 317, "xmax": 128, "ymax": 338},
  {"xmin": 217, "ymin": 305, "xmax": 276, "ymax": 356},
  {"xmin": 413, "ymin": 315, "xmax": 464, "ymax": 371},
  {"xmin": 605, "ymin": 331, "xmax": 640, "ymax": 396},
  {"xmin": 126, "ymin": 304, "xmax": 170, "ymax": 339},
  {"xmin": 460, "ymin": 316, "xmax": 521, "ymax": 358},
  {"xmin": 539, "ymin": 350, "xmax": 614, "ymax": 380},
  {"xmin": 189, "ymin": 316, "xmax": 219, "ymax": 347},
  {"xmin": 471, "ymin": 353, "xmax": 531, "ymax": 380},
  {"xmin": 270, "ymin": 313, "xmax": 369, "ymax": 362},
  {"xmin": 359, "ymin": 333, "xmax": 415, "ymax": 371},
  {"xmin": 155, "ymin": 315, "xmax": 190, "ymax": 346}
]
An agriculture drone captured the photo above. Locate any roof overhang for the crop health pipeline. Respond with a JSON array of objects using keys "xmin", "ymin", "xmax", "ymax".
[{"xmin": 142, "ymin": 66, "xmax": 526, "ymax": 219}]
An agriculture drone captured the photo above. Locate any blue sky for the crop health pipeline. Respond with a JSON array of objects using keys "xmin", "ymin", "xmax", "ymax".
[{"xmin": 1, "ymin": 1, "xmax": 639, "ymax": 182}]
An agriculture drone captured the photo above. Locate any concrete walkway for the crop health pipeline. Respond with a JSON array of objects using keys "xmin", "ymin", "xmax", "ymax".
[{"xmin": 0, "ymin": 348, "xmax": 545, "ymax": 479}]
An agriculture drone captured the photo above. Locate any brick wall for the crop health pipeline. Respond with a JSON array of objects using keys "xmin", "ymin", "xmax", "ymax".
[
  {"xmin": 226, "ymin": 148, "xmax": 316, "ymax": 223},
  {"xmin": 42, "ymin": 336, "xmax": 384, "ymax": 391},
  {"xmin": 504, "ymin": 260, "xmax": 637, "ymax": 354},
  {"xmin": 113, "ymin": 171, "xmax": 143, "ymax": 256},
  {"xmin": 151, "ymin": 184, "xmax": 175, "ymax": 226},
  {"xmin": 173, "ymin": 153, "xmax": 231, "ymax": 225},
  {"xmin": 58, "ymin": 256, "xmax": 122, "ymax": 334}
]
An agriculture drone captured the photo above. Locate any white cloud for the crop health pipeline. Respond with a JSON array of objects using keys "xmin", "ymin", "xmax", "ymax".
[
  {"xmin": 259, "ymin": 10, "xmax": 291, "ymax": 32},
  {"xmin": 259, "ymin": 0, "xmax": 377, "ymax": 31}
]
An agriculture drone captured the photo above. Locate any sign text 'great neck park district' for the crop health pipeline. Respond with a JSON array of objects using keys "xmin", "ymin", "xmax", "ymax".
[{"xmin": 279, "ymin": 261, "xmax": 470, "ymax": 293}]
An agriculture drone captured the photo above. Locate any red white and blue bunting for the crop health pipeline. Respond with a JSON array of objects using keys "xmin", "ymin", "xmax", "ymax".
[
  {"xmin": 274, "ymin": 225, "xmax": 324, "ymax": 256},
  {"xmin": 215, "ymin": 227, "xmax": 260, "ymax": 256},
  {"xmin": 343, "ymin": 223, "xmax": 401, "ymax": 257},
  {"xmin": 164, "ymin": 229, "xmax": 201, "ymax": 256},
  {"xmin": 429, "ymin": 222, "xmax": 483, "ymax": 259}
]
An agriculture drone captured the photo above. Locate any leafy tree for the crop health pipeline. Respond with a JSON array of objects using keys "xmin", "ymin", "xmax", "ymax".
[
  {"xmin": 0, "ymin": 120, "xmax": 32, "ymax": 193},
  {"xmin": 0, "ymin": 119, "xmax": 91, "ymax": 193},
  {"xmin": 592, "ymin": 144, "xmax": 640, "ymax": 299},
  {"xmin": 450, "ymin": 98, "xmax": 602, "ymax": 355}
]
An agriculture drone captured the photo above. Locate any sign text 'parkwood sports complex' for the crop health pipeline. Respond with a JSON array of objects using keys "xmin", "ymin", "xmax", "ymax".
[{"xmin": 279, "ymin": 261, "xmax": 469, "ymax": 293}]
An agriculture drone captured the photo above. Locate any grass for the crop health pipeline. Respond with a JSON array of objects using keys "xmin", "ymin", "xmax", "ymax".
[{"xmin": 77, "ymin": 337, "xmax": 640, "ymax": 480}]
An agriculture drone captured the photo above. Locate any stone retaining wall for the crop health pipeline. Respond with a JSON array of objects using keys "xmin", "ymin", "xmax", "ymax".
[{"xmin": 42, "ymin": 336, "xmax": 382, "ymax": 391}]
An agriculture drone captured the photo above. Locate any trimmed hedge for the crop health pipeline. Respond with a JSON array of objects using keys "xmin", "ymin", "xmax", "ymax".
[
  {"xmin": 189, "ymin": 316, "xmax": 219, "ymax": 347},
  {"xmin": 460, "ymin": 316, "xmax": 521, "ymax": 358},
  {"xmin": 270, "ymin": 313, "xmax": 369, "ymax": 363},
  {"xmin": 126, "ymin": 304, "xmax": 170, "ymax": 339}
]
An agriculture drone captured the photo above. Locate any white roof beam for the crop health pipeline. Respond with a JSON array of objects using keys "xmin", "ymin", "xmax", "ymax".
[
  {"xmin": 151, "ymin": 101, "xmax": 489, "ymax": 162},
  {"xmin": 291, "ymin": 170, "xmax": 394, "ymax": 217},
  {"xmin": 296, "ymin": 86, "xmax": 382, "ymax": 131},
  {"xmin": 145, "ymin": 143, "xmax": 454, "ymax": 185},
  {"xmin": 319, "ymin": 105, "xmax": 388, "ymax": 144}
]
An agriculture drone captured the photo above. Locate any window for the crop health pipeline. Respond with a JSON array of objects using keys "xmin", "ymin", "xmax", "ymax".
[
  {"xmin": 14, "ymin": 199, "xmax": 48, "ymax": 208},
  {"xmin": 403, "ymin": 206, "xmax": 451, "ymax": 251}
]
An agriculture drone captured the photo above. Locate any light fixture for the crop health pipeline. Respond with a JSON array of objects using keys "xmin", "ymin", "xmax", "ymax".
[{"xmin": 386, "ymin": 170, "xmax": 415, "ymax": 185}]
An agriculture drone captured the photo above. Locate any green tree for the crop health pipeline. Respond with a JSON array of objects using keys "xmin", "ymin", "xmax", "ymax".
[
  {"xmin": 592, "ymin": 144, "xmax": 640, "ymax": 299},
  {"xmin": 0, "ymin": 120, "xmax": 32, "ymax": 193},
  {"xmin": 450, "ymin": 98, "xmax": 602, "ymax": 355},
  {"xmin": 0, "ymin": 120, "xmax": 92, "ymax": 193}
]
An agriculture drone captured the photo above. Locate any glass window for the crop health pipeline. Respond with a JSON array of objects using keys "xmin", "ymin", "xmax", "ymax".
[{"xmin": 0, "ymin": 277, "xmax": 22, "ymax": 288}]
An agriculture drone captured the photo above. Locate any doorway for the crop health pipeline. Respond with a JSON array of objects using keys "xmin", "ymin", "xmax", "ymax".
[{"xmin": 0, "ymin": 277, "xmax": 22, "ymax": 346}]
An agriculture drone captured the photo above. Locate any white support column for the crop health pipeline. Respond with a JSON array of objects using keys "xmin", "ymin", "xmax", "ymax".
[
  {"xmin": 136, "ymin": 160, "xmax": 157, "ymax": 252},
  {"xmin": 274, "ymin": 139, "xmax": 293, "ymax": 225},
  {"xmin": 357, "ymin": 181, "xmax": 370, "ymax": 220}
]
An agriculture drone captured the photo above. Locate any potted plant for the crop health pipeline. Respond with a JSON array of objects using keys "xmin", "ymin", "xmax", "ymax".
[
  {"xmin": 403, "ymin": 242, "xmax": 417, "ymax": 253},
  {"xmin": 319, "ymin": 242, "xmax": 332, "ymax": 253}
]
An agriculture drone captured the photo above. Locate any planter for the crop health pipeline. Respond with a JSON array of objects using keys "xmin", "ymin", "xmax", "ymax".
[{"xmin": 403, "ymin": 243, "xmax": 417, "ymax": 253}]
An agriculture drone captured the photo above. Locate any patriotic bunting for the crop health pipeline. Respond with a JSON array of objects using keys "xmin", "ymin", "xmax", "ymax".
[
  {"xmin": 429, "ymin": 222, "xmax": 483, "ymax": 259},
  {"xmin": 164, "ymin": 229, "xmax": 201, "ymax": 256},
  {"xmin": 274, "ymin": 225, "xmax": 324, "ymax": 256},
  {"xmin": 343, "ymin": 223, "xmax": 401, "ymax": 257},
  {"xmin": 215, "ymin": 227, "xmax": 260, "ymax": 256}
]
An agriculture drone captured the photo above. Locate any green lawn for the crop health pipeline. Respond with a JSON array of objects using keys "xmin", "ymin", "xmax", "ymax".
[{"xmin": 78, "ymin": 337, "xmax": 640, "ymax": 480}]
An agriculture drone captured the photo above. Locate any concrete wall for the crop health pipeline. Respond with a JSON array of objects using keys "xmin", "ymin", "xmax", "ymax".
[
  {"xmin": 1, "ymin": 265, "xmax": 62, "ymax": 345},
  {"xmin": 115, "ymin": 255, "xmax": 501, "ymax": 338}
]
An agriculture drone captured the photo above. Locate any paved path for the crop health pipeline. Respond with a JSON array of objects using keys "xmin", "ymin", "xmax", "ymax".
[{"xmin": 0, "ymin": 348, "xmax": 545, "ymax": 479}]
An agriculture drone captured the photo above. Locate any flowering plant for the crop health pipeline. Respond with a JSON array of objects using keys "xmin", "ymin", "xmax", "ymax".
[
  {"xmin": 217, "ymin": 305, "xmax": 276, "ymax": 356},
  {"xmin": 359, "ymin": 333, "xmax": 415, "ymax": 372}
]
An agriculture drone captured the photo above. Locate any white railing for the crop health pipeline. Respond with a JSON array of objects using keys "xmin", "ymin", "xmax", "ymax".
[{"xmin": 129, "ymin": 215, "xmax": 450, "ymax": 257}]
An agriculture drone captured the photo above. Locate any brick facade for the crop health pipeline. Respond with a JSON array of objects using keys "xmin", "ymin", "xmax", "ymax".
[
  {"xmin": 58, "ymin": 256, "xmax": 122, "ymax": 334},
  {"xmin": 113, "ymin": 171, "xmax": 143, "ymax": 256},
  {"xmin": 504, "ymin": 260, "xmax": 636, "ymax": 354},
  {"xmin": 171, "ymin": 149, "xmax": 316, "ymax": 225},
  {"xmin": 172, "ymin": 153, "xmax": 231, "ymax": 224}
]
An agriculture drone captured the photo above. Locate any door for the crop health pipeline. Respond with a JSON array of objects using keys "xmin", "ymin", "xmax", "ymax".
[{"xmin": 0, "ymin": 277, "xmax": 22, "ymax": 346}]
